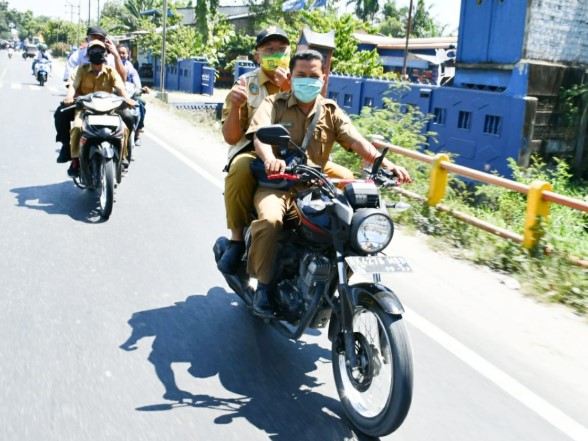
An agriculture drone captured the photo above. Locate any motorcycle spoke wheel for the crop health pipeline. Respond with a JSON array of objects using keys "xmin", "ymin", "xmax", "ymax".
[
  {"xmin": 332, "ymin": 299, "xmax": 413, "ymax": 437},
  {"xmin": 99, "ymin": 158, "xmax": 114, "ymax": 219}
]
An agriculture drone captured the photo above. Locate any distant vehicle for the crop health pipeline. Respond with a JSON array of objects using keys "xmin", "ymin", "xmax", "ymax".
[{"xmin": 22, "ymin": 44, "xmax": 37, "ymax": 59}]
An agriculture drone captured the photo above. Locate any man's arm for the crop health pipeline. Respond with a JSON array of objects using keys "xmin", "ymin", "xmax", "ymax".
[
  {"xmin": 105, "ymin": 37, "xmax": 127, "ymax": 82},
  {"xmin": 222, "ymin": 78, "xmax": 248, "ymax": 145}
]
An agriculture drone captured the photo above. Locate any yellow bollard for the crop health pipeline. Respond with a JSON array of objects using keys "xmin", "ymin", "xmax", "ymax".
[
  {"xmin": 427, "ymin": 153, "xmax": 450, "ymax": 206},
  {"xmin": 523, "ymin": 180, "xmax": 552, "ymax": 249}
]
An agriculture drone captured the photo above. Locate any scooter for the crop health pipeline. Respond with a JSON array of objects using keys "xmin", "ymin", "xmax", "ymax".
[{"xmin": 34, "ymin": 59, "xmax": 51, "ymax": 86}]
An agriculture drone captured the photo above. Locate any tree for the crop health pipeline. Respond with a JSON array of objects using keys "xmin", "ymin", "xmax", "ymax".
[{"xmin": 346, "ymin": 0, "xmax": 379, "ymax": 23}]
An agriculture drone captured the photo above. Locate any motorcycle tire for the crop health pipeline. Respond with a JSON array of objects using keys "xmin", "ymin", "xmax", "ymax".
[
  {"xmin": 39, "ymin": 78, "xmax": 44, "ymax": 87},
  {"xmin": 99, "ymin": 157, "xmax": 115, "ymax": 220},
  {"xmin": 332, "ymin": 297, "xmax": 413, "ymax": 437}
]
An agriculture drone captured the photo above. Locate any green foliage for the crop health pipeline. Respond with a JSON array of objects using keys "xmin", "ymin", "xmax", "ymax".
[
  {"xmin": 330, "ymin": 94, "xmax": 588, "ymax": 315},
  {"xmin": 559, "ymin": 82, "xmax": 588, "ymax": 127}
]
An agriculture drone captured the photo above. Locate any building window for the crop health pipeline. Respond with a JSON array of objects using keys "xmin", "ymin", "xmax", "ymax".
[
  {"xmin": 328, "ymin": 91, "xmax": 338, "ymax": 101},
  {"xmin": 364, "ymin": 97, "xmax": 374, "ymax": 107},
  {"xmin": 484, "ymin": 115, "xmax": 502, "ymax": 135},
  {"xmin": 433, "ymin": 107, "xmax": 446, "ymax": 125},
  {"xmin": 458, "ymin": 111, "xmax": 472, "ymax": 130},
  {"xmin": 344, "ymin": 94, "xmax": 353, "ymax": 107}
]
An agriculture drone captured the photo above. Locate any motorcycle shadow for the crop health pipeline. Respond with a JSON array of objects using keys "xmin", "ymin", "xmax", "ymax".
[
  {"xmin": 10, "ymin": 180, "xmax": 107, "ymax": 223},
  {"xmin": 120, "ymin": 287, "xmax": 379, "ymax": 441}
]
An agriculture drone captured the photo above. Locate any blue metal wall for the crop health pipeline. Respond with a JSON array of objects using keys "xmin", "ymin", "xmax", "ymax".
[
  {"xmin": 457, "ymin": 0, "xmax": 527, "ymax": 64},
  {"xmin": 326, "ymin": 74, "xmax": 527, "ymax": 178},
  {"xmin": 153, "ymin": 57, "xmax": 214, "ymax": 95}
]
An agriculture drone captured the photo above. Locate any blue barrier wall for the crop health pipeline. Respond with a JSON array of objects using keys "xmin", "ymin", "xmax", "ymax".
[
  {"xmin": 326, "ymin": 74, "xmax": 526, "ymax": 178},
  {"xmin": 152, "ymin": 57, "xmax": 214, "ymax": 95},
  {"xmin": 326, "ymin": 75, "xmax": 364, "ymax": 115}
]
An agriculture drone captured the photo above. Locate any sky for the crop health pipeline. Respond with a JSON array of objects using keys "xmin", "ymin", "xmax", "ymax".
[{"xmin": 10, "ymin": 0, "xmax": 462, "ymax": 34}]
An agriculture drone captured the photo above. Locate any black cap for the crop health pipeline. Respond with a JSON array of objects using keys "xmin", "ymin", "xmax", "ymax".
[
  {"xmin": 256, "ymin": 26, "xmax": 289, "ymax": 48},
  {"xmin": 87, "ymin": 26, "xmax": 107, "ymax": 37}
]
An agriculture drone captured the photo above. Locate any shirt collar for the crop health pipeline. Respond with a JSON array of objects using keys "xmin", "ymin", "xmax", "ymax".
[{"xmin": 286, "ymin": 91, "xmax": 321, "ymax": 116}]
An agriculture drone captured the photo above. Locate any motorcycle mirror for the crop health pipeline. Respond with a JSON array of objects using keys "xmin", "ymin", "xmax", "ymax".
[
  {"xmin": 370, "ymin": 147, "xmax": 389, "ymax": 176},
  {"xmin": 255, "ymin": 124, "xmax": 291, "ymax": 147}
]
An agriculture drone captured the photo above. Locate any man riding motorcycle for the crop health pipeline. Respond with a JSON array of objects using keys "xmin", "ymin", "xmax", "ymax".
[
  {"xmin": 63, "ymin": 39, "xmax": 136, "ymax": 177},
  {"xmin": 117, "ymin": 44, "xmax": 147, "ymax": 144},
  {"xmin": 218, "ymin": 26, "xmax": 354, "ymax": 275},
  {"xmin": 55, "ymin": 26, "xmax": 128, "ymax": 164},
  {"xmin": 245, "ymin": 50, "xmax": 412, "ymax": 317}
]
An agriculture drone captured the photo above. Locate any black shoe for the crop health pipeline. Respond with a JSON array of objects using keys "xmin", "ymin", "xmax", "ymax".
[
  {"xmin": 56, "ymin": 145, "xmax": 71, "ymax": 163},
  {"xmin": 122, "ymin": 158, "xmax": 130, "ymax": 169},
  {"xmin": 217, "ymin": 240, "xmax": 245, "ymax": 274},
  {"xmin": 252, "ymin": 283, "xmax": 274, "ymax": 319},
  {"xmin": 67, "ymin": 159, "xmax": 80, "ymax": 177}
]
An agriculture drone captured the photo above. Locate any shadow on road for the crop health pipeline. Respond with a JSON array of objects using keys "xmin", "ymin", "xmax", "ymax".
[
  {"xmin": 120, "ymin": 287, "xmax": 378, "ymax": 441},
  {"xmin": 10, "ymin": 180, "xmax": 106, "ymax": 223}
]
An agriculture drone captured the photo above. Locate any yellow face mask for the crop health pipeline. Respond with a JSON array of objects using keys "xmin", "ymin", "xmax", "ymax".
[{"xmin": 260, "ymin": 53, "xmax": 290, "ymax": 72}]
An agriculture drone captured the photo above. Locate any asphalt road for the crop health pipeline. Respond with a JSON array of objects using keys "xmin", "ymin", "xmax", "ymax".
[{"xmin": 1, "ymin": 52, "xmax": 587, "ymax": 441}]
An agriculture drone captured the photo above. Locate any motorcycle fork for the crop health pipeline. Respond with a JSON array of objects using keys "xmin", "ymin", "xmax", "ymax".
[{"xmin": 335, "ymin": 243, "xmax": 360, "ymax": 369}]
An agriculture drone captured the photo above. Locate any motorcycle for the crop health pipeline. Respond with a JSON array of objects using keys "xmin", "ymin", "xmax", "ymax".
[
  {"xmin": 63, "ymin": 92, "xmax": 128, "ymax": 220},
  {"xmin": 33, "ymin": 59, "xmax": 51, "ymax": 86},
  {"xmin": 214, "ymin": 125, "xmax": 414, "ymax": 438}
]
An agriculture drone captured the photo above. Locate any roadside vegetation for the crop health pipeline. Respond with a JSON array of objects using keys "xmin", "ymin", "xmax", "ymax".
[{"xmin": 330, "ymin": 95, "xmax": 588, "ymax": 316}]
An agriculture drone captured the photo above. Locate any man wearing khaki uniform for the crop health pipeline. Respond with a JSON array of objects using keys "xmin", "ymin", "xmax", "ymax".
[{"xmin": 245, "ymin": 50, "xmax": 412, "ymax": 317}]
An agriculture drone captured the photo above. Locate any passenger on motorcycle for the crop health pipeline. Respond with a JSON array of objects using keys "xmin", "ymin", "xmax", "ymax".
[
  {"xmin": 117, "ymin": 44, "xmax": 147, "ymax": 144},
  {"xmin": 218, "ymin": 26, "xmax": 354, "ymax": 275},
  {"xmin": 245, "ymin": 50, "xmax": 412, "ymax": 317},
  {"xmin": 55, "ymin": 26, "xmax": 128, "ymax": 164},
  {"xmin": 31, "ymin": 44, "xmax": 51, "ymax": 75},
  {"xmin": 63, "ymin": 39, "xmax": 137, "ymax": 177}
]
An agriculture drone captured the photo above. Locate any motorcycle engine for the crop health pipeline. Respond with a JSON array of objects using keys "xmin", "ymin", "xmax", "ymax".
[{"xmin": 274, "ymin": 251, "xmax": 332, "ymax": 325}]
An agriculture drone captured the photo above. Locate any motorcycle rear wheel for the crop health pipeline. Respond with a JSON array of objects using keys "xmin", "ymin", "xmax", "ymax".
[
  {"xmin": 99, "ymin": 157, "xmax": 115, "ymax": 219},
  {"xmin": 332, "ymin": 298, "xmax": 413, "ymax": 437},
  {"xmin": 38, "ymin": 77, "xmax": 44, "ymax": 86}
]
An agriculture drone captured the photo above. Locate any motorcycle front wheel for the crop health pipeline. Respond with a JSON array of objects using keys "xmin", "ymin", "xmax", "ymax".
[
  {"xmin": 99, "ymin": 157, "xmax": 114, "ymax": 219},
  {"xmin": 332, "ymin": 298, "xmax": 413, "ymax": 437}
]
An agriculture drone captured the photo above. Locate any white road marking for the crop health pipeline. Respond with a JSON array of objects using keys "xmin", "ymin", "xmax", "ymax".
[
  {"xmin": 145, "ymin": 131, "xmax": 224, "ymax": 190},
  {"xmin": 146, "ymin": 127, "xmax": 588, "ymax": 441},
  {"xmin": 10, "ymin": 83, "xmax": 21, "ymax": 90},
  {"xmin": 406, "ymin": 307, "xmax": 588, "ymax": 441}
]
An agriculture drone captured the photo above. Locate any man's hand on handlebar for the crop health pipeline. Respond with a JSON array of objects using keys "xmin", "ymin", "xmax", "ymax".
[
  {"xmin": 264, "ymin": 157, "xmax": 286, "ymax": 175},
  {"xmin": 63, "ymin": 96, "xmax": 75, "ymax": 105},
  {"xmin": 383, "ymin": 161, "xmax": 412, "ymax": 184}
]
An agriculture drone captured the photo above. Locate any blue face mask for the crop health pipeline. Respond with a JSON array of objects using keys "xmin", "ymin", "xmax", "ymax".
[{"xmin": 291, "ymin": 77, "xmax": 324, "ymax": 103}]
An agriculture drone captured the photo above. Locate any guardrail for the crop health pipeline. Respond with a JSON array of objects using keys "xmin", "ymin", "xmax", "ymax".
[{"xmin": 372, "ymin": 139, "xmax": 588, "ymax": 268}]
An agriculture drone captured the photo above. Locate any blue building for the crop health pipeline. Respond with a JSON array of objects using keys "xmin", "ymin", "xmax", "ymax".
[{"xmin": 327, "ymin": 0, "xmax": 588, "ymax": 177}]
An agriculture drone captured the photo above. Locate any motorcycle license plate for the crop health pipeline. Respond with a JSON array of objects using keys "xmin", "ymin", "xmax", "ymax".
[
  {"xmin": 87, "ymin": 114, "xmax": 119, "ymax": 126},
  {"xmin": 345, "ymin": 256, "xmax": 412, "ymax": 274}
]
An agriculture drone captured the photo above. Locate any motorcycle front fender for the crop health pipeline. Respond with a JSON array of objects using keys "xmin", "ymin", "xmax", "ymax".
[
  {"xmin": 328, "ymin": 282, "xmax": 405, "ymax": 342},
  {"xmin": 90, "ymin": 142, "xmax": 115, "ymax": 160}
]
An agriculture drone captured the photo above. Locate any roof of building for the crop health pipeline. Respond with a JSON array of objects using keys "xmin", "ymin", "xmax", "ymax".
[{"xmin": 354, "ymin": 32, "xmax": 457, "ymax": 50}]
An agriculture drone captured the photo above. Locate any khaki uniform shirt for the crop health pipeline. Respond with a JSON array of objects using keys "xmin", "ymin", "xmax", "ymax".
[
  {"xmin": 221, "ymin": 68, "xmax": 281, "ymax": 162},
  {"xmin": 246, "ymin": 91, "xmax": 364, "ymax": 169},
  {"xmin": 72, "ymin": 63, "xmax": 124, "ymax": 96}
]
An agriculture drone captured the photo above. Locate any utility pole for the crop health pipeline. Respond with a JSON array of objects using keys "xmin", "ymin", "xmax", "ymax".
[
  {"xmin": 97, "ymin": 0, "xmax": 100, "ymax": 25},
  {"xmin": 88, "ymin": 0, "xmax": 91, "ymax": 26},
  {"xmin": 401, "ymin": 0, "xmax": 414, "ymax": 80},
  {"xmin": 159, "ymin": 0, "xmax": 168, "ymax": 101}
]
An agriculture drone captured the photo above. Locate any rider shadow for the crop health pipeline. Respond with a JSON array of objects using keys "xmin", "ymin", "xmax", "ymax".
[
  {"xmin": 120, "ymin": 288, "xmax": 378, "ymax": 441},
  {"xmin": 10, "ymin": 181, "xmax": 106, "ymax": 223}
]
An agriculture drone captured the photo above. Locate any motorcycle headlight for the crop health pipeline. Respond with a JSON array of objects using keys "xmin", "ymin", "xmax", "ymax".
[{"xmin": 350, "ymin": 209, "xmax": 394, "ymax": 254}]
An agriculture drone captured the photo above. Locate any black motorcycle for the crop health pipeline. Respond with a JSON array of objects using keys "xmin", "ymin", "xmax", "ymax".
[
  {"xmin": 214, "ymin": 125, "xmax": 414, "ymax": 437},
  {"xmin": 63, "ymin": 92, "xmax": 127, "ymax": 220}
]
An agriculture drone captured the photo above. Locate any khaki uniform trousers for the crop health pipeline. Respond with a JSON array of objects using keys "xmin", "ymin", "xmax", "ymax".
[
  {"xmin": 224, "ymin": 152, "xmax": 354, "ymax": 231},
  {"xmin": 70, "ymin": 109, "xmax": 129, "ymax": 159},
  {"xmin": 246, "ymin": 161, "xmax": 354, "ymax": 284}
]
